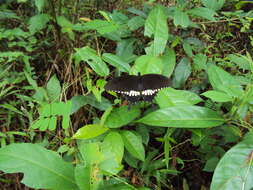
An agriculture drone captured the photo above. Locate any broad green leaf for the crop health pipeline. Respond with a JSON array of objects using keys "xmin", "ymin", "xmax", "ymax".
[
  {"xmin": 128, "ymin": 16, "xmax": 145, "ymax": 31},
  {"xmin": 161, "ymin": 48, "xmax": 176, "ymax": 77},
  {"xmin": 102, "ymin": 53, "xmax": 130, "ymax": 72},
  {"xmin": 144, "ymin": 5, "xmax": 168, "ymax": 55},
  {"xmin": 172, "ymin": 58, "xmax": 191, "ymax": 88},
  {"xmin": 211, "ymin": 131, "xmax": 253, "ymax": 190},
  {"xmin": 75, "ymin": 164, "xmax": 102, "ymax": 190},
  {"xmin": 203, "ymin": 157, "xmax": 220, "ymax": 172},
  {"xmin": 46, "ymin": 75, "xmax": 61, "ymax": 102},
  {"xmin": 0, "ymin": 143, "xmax": 78, "ymax": 190},
  {"xmin": 227, "ymin": 54, "xmax": 251, "ymax": 71},
  {"xmin": 35, "ymin": 0, "xmax": 46, "ymax": 12},
  {"xmin": 137, "ymin": 106, "xmax": 224, "ymax": 128},
  {"xmin": 70, "ymin": 95, "xmax": 88, "ymax": 113},
  {"xmin": 104, "ymin": 106, "xmax": 141, "ymax": 128},
  {"xmin": 131, "ymin": 55, "xmax": 164, "ymax": 75},
  {"xmin": 202, "ymin": 0, "xmax": 225, "ymax": 11},
  {"xmin": 74, "ymin": 20, "xmax": 119, "ymax": 34},
  {"xmin": 99, "ymin": 132, "xmax": 124, "ymax": 175},
  {"xmin": 207, "ymin": 64, "xmax": 243, "ymax": 97},
  {"xmin": 121, "ymin": 130, "xmax": 145, "ymax": 161},
  {"xmin": 127, "ymin": 7, "xmax": 147, "ymax": 17},
  {"xmin": 71, "ymin": 94, "xmax": 112, "ymax": 113},
  {"xmin": 188, "ymin": 7, "xmax": 216, "ymax": 21},
  {"xmin": 79, "ymin": 142, "xmax": 104, "ymax": 166},
  {"xmin": 74, "ymin": 47, "xmax": 109, "ymax": 76},
  {"xmin": 173, "ymin": 9, "xmax": 190, "ymax": 28},
  {"xmin": 202, "ymin": 90, "xmax": 233, "ymax": 102},
  {"xmin": 28, "ymin": 14, "xmax": 50, "ymax": 34},
  {"xmin": 193, "ymin": 53, "xmax": 207, "ymax": 71},
  {"xmin": 183, "ymin": 41, "xmax": 193, "ymax": 57},
  {"xmin": 116, "ymin": 39, "xmax": 136, "ymax": 62},
  {"xmin": 56, "ymin": 16, "xmax": 74, "ymax": 40},
  {"xmin": 72, "ymin": 124, "xmax": 109, "ymax": 139},
  {"xmin": 102, "ymin": 131, "xmax": 124, "ymax": 164},
  {"xmin": 33, "ymin": 87, "xmax": 47, "ymax": 102},
  {"xmin": 156, "ymin": 88, "xmax": 203, "ymax": 108}
]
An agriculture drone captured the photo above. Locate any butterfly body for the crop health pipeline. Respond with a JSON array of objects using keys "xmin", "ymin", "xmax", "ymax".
[{"xmin": 105, "ymin": 74, "xmax": 170, "ymax": 103}]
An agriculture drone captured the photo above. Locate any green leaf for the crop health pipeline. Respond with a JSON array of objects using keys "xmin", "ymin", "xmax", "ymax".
[
  {"xmin": 102, "ymin": 131, "xmax": 124, "ymax": 164},
  {"xmin": 137, "ymin": 106, "xmax": 224, "ymax": 128},
  {"xmin": 100, "ymin": 132, "xmax": 124, "ymax": 174},
  {"xmin": 0, "ymin": 143, "xmax": 78, "ymax": 190},
  {"xmin": 188, "ymin": 7, "xmax": 216, "ymax": 21},
  {"xmin": 121, "ymin": 130, "xmax": 145, "ymax": 161},
  {"xmin": 172, "ymin": 58, "xmax": 191, "ymax": 88},
  {"xmin": 131, "ymin": 55, "xmax": 164, "ymax": 75},
  {"xmin": 75, "ymin": 20, "xmax": 119, "ymax": 34},
  {"xmin": 193, "ymin": 53, "xmax": 207, "ymax": 71},
  {"xmin": 207, "ymin": 64, "xmax": 244, "ymax": 97},
  {"xmin": 74, "ymin": 47, "xmax": 109, "ymax": 76},
  {"xmin": 75, "ymin": 164, "xmax": 102, "ymax": 190},
  {"xmin": 79, "ymin": 142, "xmax": 104, "ymax": 166},
  {"xmin": 128, "ymin": 16, "xmax": 145, "ymax": 31},
  {"xmin": 72, "ymin": 124, "xmax": 109, "ymax": 139},
  {"xmin": 173, "ymin": 9, "xmax": 190, "ymax": 28},
  {"xmin": 62, "ymin": 101, "xmax": 72, "ymax": 129},
  {"xmin": 71, "ymin": 94, "xmax": 112, "ymax": 113},
  {"xmin": 48, "ymin": 116, "xmax": 57, "ymax": 130},
  {"xmin": 144, "ymin": 5, "xmax": 168, "ymax": 55},
  {"xmin": 211, "ymin": 131, "xmax": 253, "ymax": 190},
  {"xmin": 227, "ymin": 54, "xmax": 251, "ymax": 71},
  {"xmin": 156, "ymin": 88, "xmax": 203, "ymax": 108},
  {"xmin": 31, "ymin": 117, "xmax": 49, "ymax": 130},
  {"xmin": 203, "ymin": 157, "xmax": 220, "ymax": 172},
  {"xmin": 100, "ymin": 106, "xmax": 113, "ymax": 126},
  {"xmin": 104, "ymin": 106, "xmax": 141, "ymax": 128},
  {"xmin": 24, "ymin": 70, "xmax": 38, "ymax": 89},
  {"xmin": 161, "ymin": 48, "xmax": 176, "ymax": 77},
  {"xmin": 46, "ymin": 75, "xmax": 61, "ymax": 102},
  {"xmin": 35, "ymin": 0, "xmax": 46, "ymax": 12},
  {"xmin": 28, "ymin": 14, "xmax": 50, "ymax": 34},
  {"xmin": 183, "ymin": 41, "xmax": 193, "ymax": 57},
  {"xmin": 116, "ymin": 39, "xmax": 136, "ymax": 62},
  {"xmin": 202, "ymin": 90, "xmax": 233, "ymax": 102},
  {"xmin": 202, "ymin": 0, "xmax": 225, "ymax": 11},
  {"xmin": 102, "ymin": 53, "xmax": 130, "ymax": 72}
]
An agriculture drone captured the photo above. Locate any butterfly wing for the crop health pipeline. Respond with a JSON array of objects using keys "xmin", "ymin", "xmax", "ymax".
[
  {"xmin": 105, "ymin": 75, "xmax": 142, "ymax": 103},
  {"xmin": 141, "ymin": 74, "xmax": 170, "ymax": 101},
  {"xmin": 105, "ymin": 74, "xmax": 170, "ymax": 103}
]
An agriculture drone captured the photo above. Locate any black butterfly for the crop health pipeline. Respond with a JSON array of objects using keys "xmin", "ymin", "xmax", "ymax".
[{"xmin": 105, "ymin": 73, "xmax": 170, "ymax": 103}]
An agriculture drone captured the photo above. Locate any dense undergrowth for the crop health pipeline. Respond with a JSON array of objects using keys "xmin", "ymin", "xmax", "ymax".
[{"xmin": 0, "ymin": 0, "xmax": 253, "ymax": 189}]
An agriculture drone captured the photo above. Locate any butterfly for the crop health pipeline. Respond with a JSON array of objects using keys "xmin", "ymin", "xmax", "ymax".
[{"xmin": 105, "ymin": 73, "xmax": 170, "ymax": 103}]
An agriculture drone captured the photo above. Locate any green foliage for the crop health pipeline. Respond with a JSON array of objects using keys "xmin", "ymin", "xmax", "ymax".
[
  {"xmin": 0, "ymin": 0, "xmax": 253, "ymax": 189},
  {"xmin": 0, "ymin": 143, "xmax": 78, "ymax": 190},
  {"xmin": 137, "ymin": 106, "xmax": 224, "ymax": 128},
  {"xmin": 211, "ymin": 131, "xmax": 253, "ymax": 190}
]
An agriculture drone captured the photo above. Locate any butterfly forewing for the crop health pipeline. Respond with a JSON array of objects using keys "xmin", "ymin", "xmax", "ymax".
[
  {"xmin": 141, "ymin": 74, "xmax": 170, "ymax": 90},
  {"xmin": 105, "ymin": 75, "xmax": 141, "ymax": 92}
]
